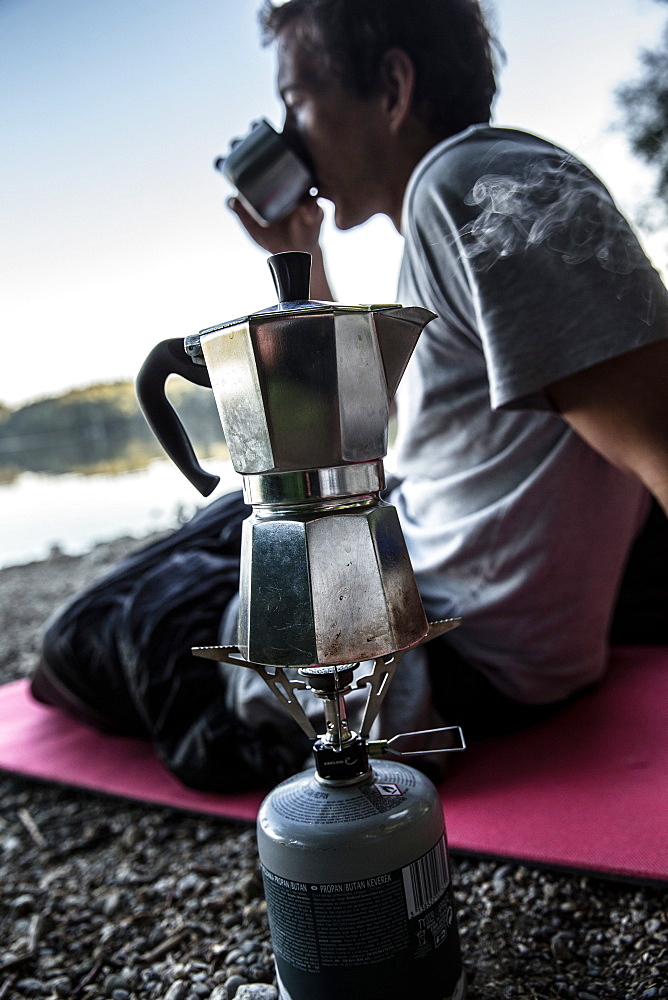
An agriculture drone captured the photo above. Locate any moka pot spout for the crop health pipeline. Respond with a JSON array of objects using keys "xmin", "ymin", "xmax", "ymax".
[{"xmin": 373, "ymin": 306, "xmax": 437, "ymax": 401}]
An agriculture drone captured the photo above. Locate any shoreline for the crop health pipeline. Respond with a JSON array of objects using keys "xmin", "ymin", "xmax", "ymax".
[
  {"xmin": 0, "ymin": 530, "xmax": 167, "ymax": 575},
  {"xmin": 0, "ymin": 532, "xmax": 167, "ymax": 692}
]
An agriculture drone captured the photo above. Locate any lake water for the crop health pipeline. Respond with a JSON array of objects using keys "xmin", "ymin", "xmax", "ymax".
[{"xmin": 0, "ymin": 457, "xmax": 243, "ymax": 569}]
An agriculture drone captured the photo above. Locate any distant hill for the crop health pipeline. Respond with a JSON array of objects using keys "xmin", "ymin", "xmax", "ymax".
[{"xmin": 0, "ymin": 379, "xmax": 226, "ymax": 479}]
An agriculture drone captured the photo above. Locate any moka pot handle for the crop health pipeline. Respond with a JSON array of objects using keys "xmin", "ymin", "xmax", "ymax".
[{"xmin": 136, "ymin": 338, "xmax": 221, "ymax": 496}]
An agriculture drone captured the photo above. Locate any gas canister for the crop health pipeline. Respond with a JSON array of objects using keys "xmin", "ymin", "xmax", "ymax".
[{"xmin": 257, "ymin": 756, "xmax": 466, "ymax": 1000}]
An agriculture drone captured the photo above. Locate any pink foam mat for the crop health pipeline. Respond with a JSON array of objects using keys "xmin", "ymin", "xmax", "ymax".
[{"xmin": 1, "ymin": 646, "xmax": 666, "ymax": 882}]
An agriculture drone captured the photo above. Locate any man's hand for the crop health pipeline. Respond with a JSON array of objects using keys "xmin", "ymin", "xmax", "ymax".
[
  {"xmin": 228, "ymin": 194, "xmax": 334, "ymax": 300},
  {"xmin": 548, "ymin": 337, "xmax": 668, "ymax": 515}
]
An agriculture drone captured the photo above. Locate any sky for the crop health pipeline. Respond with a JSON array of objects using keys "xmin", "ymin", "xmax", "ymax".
[{"xmin": 2, "ymin": 0, "xmax": 668, "ymax": 408}]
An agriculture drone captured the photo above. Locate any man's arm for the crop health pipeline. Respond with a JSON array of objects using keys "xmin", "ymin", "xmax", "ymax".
[{"xmin": 547, "ymin": 337, "xmax": 668, "ymax": 515}]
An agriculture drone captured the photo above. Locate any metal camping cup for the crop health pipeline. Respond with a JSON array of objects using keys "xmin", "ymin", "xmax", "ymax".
[{"xmin": 215, "ymin": 118, "xmax": 316, "ymax": 225}]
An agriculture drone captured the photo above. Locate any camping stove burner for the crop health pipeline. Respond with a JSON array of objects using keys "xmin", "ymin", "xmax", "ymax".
[
  {"xmin": 193, "ymin": 617, "xmax": 466, "ymax": 784},
  {"xmin": 299, "ymin": 662, "xmax": 356, "ymax": 687}
]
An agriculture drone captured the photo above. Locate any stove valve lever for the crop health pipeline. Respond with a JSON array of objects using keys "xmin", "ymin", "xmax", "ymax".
[{"xmin": 366, "ymin": 725, "xmax": 466, "ymax": 757}]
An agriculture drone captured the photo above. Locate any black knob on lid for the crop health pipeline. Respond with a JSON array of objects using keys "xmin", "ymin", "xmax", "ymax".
[{"xmin": 268, "ymin": 251, "xmax": 311, "ymax": 303}]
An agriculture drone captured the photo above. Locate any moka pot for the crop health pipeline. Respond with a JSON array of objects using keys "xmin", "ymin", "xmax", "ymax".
[{"xmin": 136, "ymin": 251, "xmax": 436, "ymax": 667}]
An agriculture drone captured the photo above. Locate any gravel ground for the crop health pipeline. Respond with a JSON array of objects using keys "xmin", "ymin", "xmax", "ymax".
[{"xmin": 0, "ymin": 537, "xmax": 666, "ymax": 1000}]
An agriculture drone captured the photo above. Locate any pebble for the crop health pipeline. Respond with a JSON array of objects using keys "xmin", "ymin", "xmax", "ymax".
[
  {"xmin": 105, "ymin": 973, "xmax": 132, "ymax": 994},
  {"xmin": 248, "ymin": 964, "xmax": 273, "ymax": 984},
  {"xmin": 148, "ymin": 925, "xmax": 167, "ymax": 947},
  {"xmin": 551, "ymin": 931, "xmax": 575, "ymax": 961},
  {"xmin": 225, "ymin": 975, "xmax": 248, "ymax": 998},
  {"xmin": 11, "ymin": 893, "xmax": 35, "ymax": 914},
  {"xmin": 51, "ymin": 976, "xmax": 73, "ymax": 997},
  {"xmin": 2, "ymin": 834, "xmax": 21, "ymax": 854},
  {"xmin": 176, "ymin": 873, "xmax": 205, "ymax": 897},
  {"xmin": 102, "ymin": 889, "xmax": 122, "ymax": 915},
  {"xmin": 16, "ymin": 979, "xmax": 44, "ymax": 996},
  {"xmin": 191, "ymin": 985, "xmax": 211, "ymax": 998},
  {"xmin": 235, "ymin": 988, "xmax": 278, "ymax": 1000},
  {"xmin": 164, "ymin": 983, "xmax": 189, "ymax": 1000}
]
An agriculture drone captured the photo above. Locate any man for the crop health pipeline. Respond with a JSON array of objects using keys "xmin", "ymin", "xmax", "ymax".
[
  {"xmin": 32, "ymin": 0, "xmax": 668, "ymax": 789},
  {"xmin": 228, "ymin": 0, "xmax": 668, "ymax": 727}
]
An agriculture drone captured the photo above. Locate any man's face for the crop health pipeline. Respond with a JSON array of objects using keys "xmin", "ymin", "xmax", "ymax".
[{"xmin": 276, "ymin": 20, "xmax": 391, "ymax": 230}]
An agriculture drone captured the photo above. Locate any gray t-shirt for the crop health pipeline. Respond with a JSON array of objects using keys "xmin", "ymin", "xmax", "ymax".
[
  {"xmin": 390, "ymin": 125, "xmax": 668, "ymax": 703},
  {"xmin": 222, "ymin": 125, "xmax": 668, "ymax": 764}
]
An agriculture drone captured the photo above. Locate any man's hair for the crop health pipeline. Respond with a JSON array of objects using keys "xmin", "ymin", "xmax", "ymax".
[{"xmin": 259, "ymin": 0, "xmax": 498, "ymax": 139}]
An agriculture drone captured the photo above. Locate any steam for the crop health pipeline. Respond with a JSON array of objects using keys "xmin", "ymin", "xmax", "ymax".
[{"xmin": 460, "ymin": 157, "xmax": 648, "ymax": 276}]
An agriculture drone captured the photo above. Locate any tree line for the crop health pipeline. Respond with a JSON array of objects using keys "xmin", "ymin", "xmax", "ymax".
[
  {"xmin": 617, "ymin": 0, "xmax": 668, "ymax": 227},
  {"xmin": 0, "ymin": 379, "xmax": 225, "ymax": 478}
]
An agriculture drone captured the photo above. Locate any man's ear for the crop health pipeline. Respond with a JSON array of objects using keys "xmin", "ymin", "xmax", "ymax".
[{"xmin": 380, "ymin": 48, "xmax": 416, "ymax": 132}]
